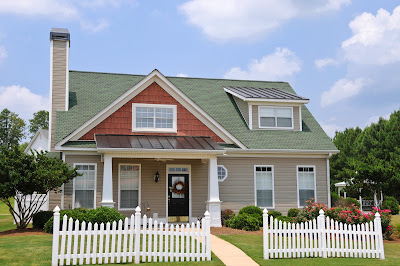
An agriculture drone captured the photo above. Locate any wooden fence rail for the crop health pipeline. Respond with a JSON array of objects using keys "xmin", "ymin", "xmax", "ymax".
[
  {"xmin": 51, "ymin": 206, "xmax": 211, "ymax": 265},
  {"xmin": 263, "ymin": 209, "xmax": 385, "ymax": 260}
]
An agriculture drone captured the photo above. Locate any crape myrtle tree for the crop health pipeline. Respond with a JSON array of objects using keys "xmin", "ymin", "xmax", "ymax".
[{"xmin": 0, "ymin": 146, "xmax": 80, "ymax": 229}]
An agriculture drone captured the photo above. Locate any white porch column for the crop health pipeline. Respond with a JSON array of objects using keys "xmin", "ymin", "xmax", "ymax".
[
  {"xmin": 206, "ymin": 156, "xmax": 222, "ymax": 227},
  {"xmin": 100, "ymin": 154, "xmax": 115, "ymax": 207}
]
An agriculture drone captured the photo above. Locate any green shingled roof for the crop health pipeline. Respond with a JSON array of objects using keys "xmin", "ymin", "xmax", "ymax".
[{"xmin": 55, "ymin": 71, "xmax": 337, "ymax": 151}]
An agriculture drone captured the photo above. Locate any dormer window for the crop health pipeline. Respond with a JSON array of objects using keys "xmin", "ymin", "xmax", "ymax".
[
  {"xmin": 259, "ymin": 106, "xmax": 293, "ymax": 129},
  {"xmin": 132, "ymin": 103, "xmax": 177, "ymax": 133}
]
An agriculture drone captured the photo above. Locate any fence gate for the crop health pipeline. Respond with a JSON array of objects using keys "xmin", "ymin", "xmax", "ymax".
[
  {"xmin": 263, "ymin": 209, "xmax": 385, "ymax": 260},
  {"xmin": 51, "ymin": 206, "xmax": 211, "ymax": 265}
]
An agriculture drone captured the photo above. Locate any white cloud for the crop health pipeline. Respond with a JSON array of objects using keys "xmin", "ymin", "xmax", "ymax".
[
  {"xmin": 0, "ymin": 46, "xmax": 7, "ymax": 64},
  {"xmin": 176, "ymin": 73, "xmax": 188, "ymax": 77},
  {"xmin": 315, "ymin": 57, "xmax": 339, "ymax": 69},
  {"xmin": 0, "ymin": 85, "xmax": 49, "ymax": 123},
  {"xmin": 365, "ymin": 113, "xmax": 391, "ymax": 127},
  {"xmin": 321, "ymin": 123, "xmax": 344, "ymax": 138},
  {"xmin": 224, "ymin": 48, "xmax": 301, "ymax": 81},
  {"xmin": 321, "ymin": 78, "xmax": 365, "ymax": 107},
  {"xmin": 80, "ymin": 19, "xmax": 110, "ymax": 33},
  {"xmin": 179, "ymin": 0, "xmax": 350, "ymax": 41},
  {"xmin": 342, "ymin": 6, "xmax": 400, "ymax": 64}
]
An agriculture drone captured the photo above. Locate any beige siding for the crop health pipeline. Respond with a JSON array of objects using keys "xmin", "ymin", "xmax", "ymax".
[
  {"xmin": 50, "ymin": 40, "xmax": 68, "ymax": 151},
  {"xmin": 49, "ymin": 156, "xmax": 208, "ymax": 218},
  {"xmin": 252, "ymin": 105, "xmax": 301, "ymax": 131},
  {"xmin": 232, "ymin": 96, "xmax": 249, "ymax": 126},
  {"xmin": 217, "ymin": 157, "xmax": 328, "ymax": 214}
]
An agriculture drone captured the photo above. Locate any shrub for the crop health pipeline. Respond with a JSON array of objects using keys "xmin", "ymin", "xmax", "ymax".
[
  {"xmin": 346, "ymin": 197, "xmax": 361, "ymax": 208},
  {"xmin": 276, "ymin": 216, "xmax": 293, "ymax": 223},
  {"xmin": 292, "ymin": 199, "xmax": 328, "ymax": 223},
  {"xmin": 44, "ymin": 207, "xmax": 125, "ymax": 233},
  {"xmin": 238, "ymin": 206, "xmax": 263, "ymax": 224},
  {"xmin": 221, "ymin": 209, "xmax": 235, "ymax": 226},
  {"xmin": 33, "ymin": 211, "xmax": 54, "ymax": 229},
  {"xmin": 382, "ymin": 196, "xmax": 400, "ymax": 215},
  {"xmin": 287, "ymin": 208, "xmax": 300, "ymax": 218},
  {"xmin": 267, "ymin": 210, "xmax": 282, "ymax": 218},
  {"xmin": 225, "ymin": 214, "xmax": 260, "ymax": 231},
  {"xmin": 333, "ymin": 197, "xmax": 361, "ymax": 208}
]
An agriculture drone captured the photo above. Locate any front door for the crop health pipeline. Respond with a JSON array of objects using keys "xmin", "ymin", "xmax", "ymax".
[{"xmin": 168, "ymin": 174, "xmax": 189, "ymax": 222}]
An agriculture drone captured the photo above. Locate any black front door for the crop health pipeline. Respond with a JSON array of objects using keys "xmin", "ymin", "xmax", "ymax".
[{"xmin": 168, "ymin": 174, "xmax": 189, "ymax": 221}]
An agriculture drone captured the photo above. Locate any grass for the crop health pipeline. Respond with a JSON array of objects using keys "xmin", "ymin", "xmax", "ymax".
[
  {"xmin": 391, "ymin": 215, "xmax": 400, "ymax": 226},
  {"xmin": 0, "ymin": 197, "xmax": 13, "ymax": 214},
  {"xmin": 219, "ymin": 234, "xmax": 400, "ymax": 265}
]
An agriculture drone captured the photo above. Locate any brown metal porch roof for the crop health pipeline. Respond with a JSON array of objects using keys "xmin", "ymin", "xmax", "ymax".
[{"xmin": 95, "ymin": 134, "xmax": 224, "ymax": 150}]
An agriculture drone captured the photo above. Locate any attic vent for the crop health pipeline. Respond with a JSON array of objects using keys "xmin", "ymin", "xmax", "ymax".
[{"xmin": 50, "ymin": 28, "xmax": 70, "ymax": 41}]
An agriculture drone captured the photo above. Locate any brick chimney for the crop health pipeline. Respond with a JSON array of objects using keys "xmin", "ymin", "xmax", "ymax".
[{"xmin": 48, "ymin": 28, "xmax": 70, "ymax": 151}]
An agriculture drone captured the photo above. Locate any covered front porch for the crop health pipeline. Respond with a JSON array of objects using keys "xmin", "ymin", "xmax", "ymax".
[{"xmin": 96, "ymin": 134, "xmax": 224, "ymax": 227}]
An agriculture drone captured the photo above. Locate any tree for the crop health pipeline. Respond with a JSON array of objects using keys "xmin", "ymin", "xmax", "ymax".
[
  {"xmin": 28, "ymin": 110, "xmax": 49, "ymax": 138},
  {"xmin": 0, "ymin": 108, "xmax": 26, "ymax": 148},
  {"xmin": 0, "ymin": 146, "xmax": 80, "ymax": 229}
]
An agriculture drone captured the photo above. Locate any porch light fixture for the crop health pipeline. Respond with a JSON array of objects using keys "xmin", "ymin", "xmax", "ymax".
[{"xmin": 154, "ymin": 171, "xmax": 160, "ymax": 183}]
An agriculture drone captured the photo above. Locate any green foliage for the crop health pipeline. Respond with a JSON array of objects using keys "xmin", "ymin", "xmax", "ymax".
[
  {"xmin": 0, "ymin": 108, "xmax": 26, "ymax": 148},
  {"xmin": 32, "ymin": 211, "xmax": 54, "ymax": 229},
  {"xmin": 0, "ymin": 146, "xmax": 80, "ymax": 229},
  {"xmin": 276, "ymin": 216, "xmax": 293, "ymax": 223},
  {"xmin": 292, "ymin": 199, "xmax": 328, "ymax": 223},
  {"xmin": 333, "ymin": 197, "xmax": 361, "ymax": 208},
  {"xmin": 382, "ymin": 196, "xmax": 400, "ymax": 215},
  {"xmin": 225, "ymin": 214, "xmax": 260, "ymax": 231},
  {"xmin": 221, "ymin": 209, "xmax": 235, "ymax": 226},
  {"xmin": 28, "ymin": 110, "xmax": 49, "ymax": 138},
  {"xmin": 44, "ymin": 207, "xmax": 125, "ymax": 233},
  {"xmin": 267, "ymin": 210, "xmax": 282, "ymax": 218},
  {"xmin": 18, "ymin": 142, "xmax": 28, "ymax": 153},
  {"xmin": 287, "ymin": 208, "xmax": 300, "ymax": 218},
  {"xmin": 238, "ymin": 206, "xmax": 263, "ymax": 224}
]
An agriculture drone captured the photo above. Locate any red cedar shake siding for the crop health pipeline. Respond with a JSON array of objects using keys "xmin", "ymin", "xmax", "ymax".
[{"xmin": 80, "ymin": 82, "xmax": 224, "ymax": 142}]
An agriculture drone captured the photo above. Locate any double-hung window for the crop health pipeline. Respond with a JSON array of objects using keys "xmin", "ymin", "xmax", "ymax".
[
  {"xmin": 119, "ymin": 164, "xmax": 140, "ymax": 210},
  {"xmin": 259, "ymin": 106, "xmax": 293, "ymax": 128},
  {"xmin": 73, "ymin": 164, "xmax": 96, "ymax": 209},
  {"xmin": 297, "ymin": 166, "xmax": 316, "ymax": 207},
  {"xmin": 133, "ymin": 103, "xmax": 177, "ymax": 132},
  {"xmin": 255, "ymin": 166, "xmax": 274, "ymax": 208}
]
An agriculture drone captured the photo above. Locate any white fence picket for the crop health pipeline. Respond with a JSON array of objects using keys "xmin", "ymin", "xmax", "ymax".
[{"xmin": 262, "ymin": 209, "xmax": 385, "ymax": 261}]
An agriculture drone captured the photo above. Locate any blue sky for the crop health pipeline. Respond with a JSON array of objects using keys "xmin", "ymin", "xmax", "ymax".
[{"xmin": 0, "ymin": 0, "xmax": 399, "ymax": 139}]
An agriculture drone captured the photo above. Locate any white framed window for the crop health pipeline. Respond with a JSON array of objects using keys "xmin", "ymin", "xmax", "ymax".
[
  {"xmin": 254, "ymin": 165, "xmax": 274, "ymax": 208},
  {"xmin": 73, "ymin": 163, "xmax": 97, "ymax": 209},
  {"xmin": 118, "ymin": 164, "xmax": 141, "ymax": 210},
  {"xmin": 132, "ymin": 103, "xmax": 177, "ymax": 133},
  {"xmin": 258, "ymin": 106, "xmax": 293, "ymax": 129},
  {"xmin": 217, "ymin": 165, "xmax": 228, "ymax": 182},
  {"xmin": 297, "ymin": 166, "xmax": 317, "ymax": 208}
]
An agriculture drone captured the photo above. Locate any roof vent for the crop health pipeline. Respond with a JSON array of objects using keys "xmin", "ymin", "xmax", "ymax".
[{"xmin": 50, "ymin": 28, "xmax": 70, "ymax": 41}]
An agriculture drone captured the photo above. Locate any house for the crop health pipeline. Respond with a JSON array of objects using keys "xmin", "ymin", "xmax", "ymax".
[
  {"xmin": 24, "ymin": 128, "xmax": 49, "ymax": 154},
  {"xmin": 46, "ymin": 28, "xmax": 338, "ymax": 227}
]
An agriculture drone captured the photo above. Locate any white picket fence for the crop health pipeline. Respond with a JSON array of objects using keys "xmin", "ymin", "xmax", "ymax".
[
  {"xmin": 263, "ymin": 209, "xmax": 385, "ymax": 260},
  {"xmin": 51, "ymin": 206, "xmax": 211, "ymax": 265}
]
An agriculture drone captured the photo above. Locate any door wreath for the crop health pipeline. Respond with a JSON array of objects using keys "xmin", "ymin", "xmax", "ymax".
[{"xmin": 172, "ymin": 181, "xmax": 185, "ymax": 194}]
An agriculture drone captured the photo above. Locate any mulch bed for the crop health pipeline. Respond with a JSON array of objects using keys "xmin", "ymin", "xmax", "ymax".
[
  {"xmin": 211, "ymin": 226, "xmax": 263, "ymax": 235},
  {"xmin": 0, "ymin": 228, "xmax": 49, "ymax": 237}
]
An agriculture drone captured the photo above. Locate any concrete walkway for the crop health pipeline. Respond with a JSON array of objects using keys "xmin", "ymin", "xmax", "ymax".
[{"xmin": 210, "ymin": 234, "xmax": 258, "ymax": 266}]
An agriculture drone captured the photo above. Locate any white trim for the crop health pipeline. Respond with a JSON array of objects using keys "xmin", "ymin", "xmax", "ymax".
[
  {"xmin": 48, "ymin": 40, "xmax": 53, "ymax": 151},
  {"xmin": 254, "ymin": 165, "xmax": 275, "ymax": 209},
  {"xmin": 72, "ymin": 163, "xmax": 97, "ymax": 209},
  {"xmin": 132, "ymin": 103, "xmax": 177, "ymax": 133},
  {"xmin": 56, "ymin": 70, "xmax": 246, "ymax": 149},
  {"xmin": 248, "ymin": 104, "xmax": 253, "ymax": 130},
  {"xmin": 24, "ymin": 129, "xmax": 48, "ymax": 153},
  {"xmin": 217, "ymin": 165, "xmax": 228, "ymax": 182},
  {"xmin": 224, "ymin": 87, "xmax": 310, "ymax": 104},
  {"xmin": 166, "ymin": 164, "xmax": 191, "ymax": 220},
  {"xmin": 97, "ymin": 148, "xmax": 225, "ymax": 154},
  {"xmin": 65, "ymin": 41, "xmax": 69, "ymax": 111},
  {"xmin": 327, "ymin": 156, "xmax": 331, "ymax": 208},
  {"xmin": 118, "ymin": 163, "xmax": 141, "ymax": 211},
  {"xmin": 296, "ymin": 165, "xmax": 317, "ymax": 208},
  {"xmin": 299, "ymin": 105, "xmax": 303, "ymax": 131},
  {"xmin": 258, "ymin": 106, "xmax": 294, "ymax": 129}
]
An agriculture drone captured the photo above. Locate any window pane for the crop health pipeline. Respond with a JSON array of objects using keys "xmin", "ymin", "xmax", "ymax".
[
  {"xmin": 218, "ymin": 166, "xmax": 227, "ymax": 181},
  {"xmin": 155, "ymin": 118, "xmax": 173, "ymax": 128},
  {"xmin": 259, "ymin": 107, "xmax": 274, "ymax": 117},
  {"xmin": 260, "ymin": 117, "xmax": 275, "ymax": 127},
  {"xmin": 120, "ymin": 165, "xmax": 139, "ymax": 190},
  {"xmin": 299, "ymin": 190, "xmax": 315, "ymax": 206},
  {"xmin": 75, "ymin": 190, "xmax": 94, "ymax": 209},
  {"xmin": 120, "ymin": 190, "xmax": 138, "ymax": 209},
  {"xmin": 136, "ymin": 118, "xmax": 154, "ymax": 128},
  {"xmin": 257, "ymin": 190, "xmax": 273, "ymax": 207},
  {"xmin": 277, "ymin": 117, "xmax": 292, "ymax": 127},
  {"xmin": 276, "ymin": 108, "xmax": 292, "ymax": 118}
]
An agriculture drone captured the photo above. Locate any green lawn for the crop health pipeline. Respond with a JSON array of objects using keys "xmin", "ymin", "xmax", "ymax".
[
  {"xmin": 391, "ymin": 215, "xmax": 400, "ymax": 226},
  {"xmin": 219, "ymin": 234, "xmax": 400, "ymax": 265},
  {"xmin": 0, "ymin": 197, "xmax": 13, "ymax": 214}
]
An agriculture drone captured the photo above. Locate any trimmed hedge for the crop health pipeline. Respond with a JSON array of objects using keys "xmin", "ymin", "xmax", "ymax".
[
  {"xmin": 267, "ymin": 210, "xmax": 282, "ymax": 218},
  {"xmin": 225, "ymin": 214, "xmax": 260, "ymax": 231},
  {"xmin": 238, "ymin": 206, "xmax": 263, "ymax": 225},
  {"xmin": 287, "ymin": 208, "xmax": 300, "ymax": 218},
  {"xmin": 33, "ymin": 211, "xmax": 54, "ymax": 229}
]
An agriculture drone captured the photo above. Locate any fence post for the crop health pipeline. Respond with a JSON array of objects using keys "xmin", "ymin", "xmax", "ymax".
[
  {"xmin": 52, "ymin": 206, "xmax": 60, "ymax": 266},
  {"xmin": 204, "ymin": 211, "xmax": 211, "ymax": 261},
  {"xmin": 134, "ymin": 206, "xmax": 141, "ymax": 264},
  {"xmin": 263, "ymin": 209, "xmax": 269, "ymax": 260},
  {"xmin": 319, "ymin": 209, "xmax": 327, "ymax": 258},
  {"xmin": 374, "ymin": 212, "xmax": 385, "ymax": 259}
]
